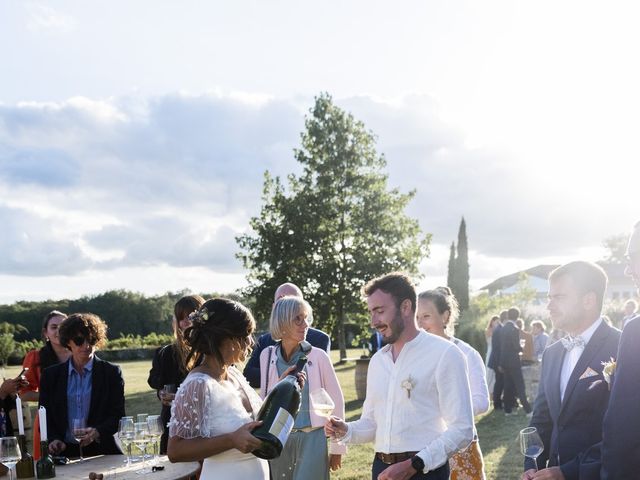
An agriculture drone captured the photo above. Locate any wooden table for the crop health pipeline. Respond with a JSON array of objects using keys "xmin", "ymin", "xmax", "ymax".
[{"xmin": 24, "ymin": 455, "xmax": 199, "ymax": 480}]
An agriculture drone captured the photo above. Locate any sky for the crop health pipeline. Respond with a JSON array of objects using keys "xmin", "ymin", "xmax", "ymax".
[{"xmin": 0, "ymin": 0, "xmax": 638, "ymax": 304}]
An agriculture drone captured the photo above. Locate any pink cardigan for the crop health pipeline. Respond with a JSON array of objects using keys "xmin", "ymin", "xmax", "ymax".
[{"xmin": 259, "ymin": 345, "xmax": 347, "ymax": 455}]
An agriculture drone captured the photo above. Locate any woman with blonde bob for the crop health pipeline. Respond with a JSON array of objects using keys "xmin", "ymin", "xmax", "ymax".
[{"xmin": 260, "ymin": 296, "xmax": 346, "ymax": 480}]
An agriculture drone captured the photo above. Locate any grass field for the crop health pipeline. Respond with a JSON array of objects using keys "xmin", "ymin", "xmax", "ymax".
[{"xmin": 8, "ymin": 351, "xmax": 529, "ymax": 479}]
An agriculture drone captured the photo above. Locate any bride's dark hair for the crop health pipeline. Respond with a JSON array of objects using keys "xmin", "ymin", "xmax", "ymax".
[{"xmin": 183, "ymin": 298, "xmax": 255, "ymax": 368}]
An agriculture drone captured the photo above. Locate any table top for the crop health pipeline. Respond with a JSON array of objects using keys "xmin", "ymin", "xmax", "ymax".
[{"xmin": 21, "ymin": 455, "xmax": 199, "ymax": 480}]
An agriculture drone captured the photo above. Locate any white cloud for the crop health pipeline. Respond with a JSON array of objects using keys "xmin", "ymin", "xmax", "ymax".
[{"xmin": 25, "ymin": 3, "xmax": 75, "ymax": 33}]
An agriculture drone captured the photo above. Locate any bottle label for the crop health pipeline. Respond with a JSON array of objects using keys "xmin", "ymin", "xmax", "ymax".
[{"xmin": 268, "ymin": 407, "xmax": 294, "ymax": 447}]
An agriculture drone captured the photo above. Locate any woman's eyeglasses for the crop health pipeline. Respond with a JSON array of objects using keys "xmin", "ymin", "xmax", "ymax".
[
  {"xmin": 71, "ymin": 336, "xmax": 97, "ymax": 346},
  {"xmin": 293, "ymin": 313, "xmax": 310, "ymax": 326}
]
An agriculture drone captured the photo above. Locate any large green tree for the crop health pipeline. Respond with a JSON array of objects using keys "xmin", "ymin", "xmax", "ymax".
[{"xmin": 236, "ymin": 93, "xmax": 430, "ymax": 360}]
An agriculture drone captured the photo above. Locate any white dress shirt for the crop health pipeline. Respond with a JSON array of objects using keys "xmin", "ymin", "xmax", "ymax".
[
  {"xmin": 453, "ymin": 337, "xmax": 490, "ymax": 416},
  {"xmin": 344, "ymin": 330, "xmax": 474, "ymax": 471},
  {"xmin": 560, "ymin": 318, "xmax": 602, "ymax": 401}
]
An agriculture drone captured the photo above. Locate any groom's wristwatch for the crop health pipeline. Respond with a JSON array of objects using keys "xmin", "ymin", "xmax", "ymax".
[{"xmin": 411, "ymin": 455, "xmax": 425, "ymax": 473}]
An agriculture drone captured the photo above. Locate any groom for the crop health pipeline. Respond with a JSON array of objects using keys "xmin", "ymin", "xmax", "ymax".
[
  {"xmin": 579, "ymin": 221, "xmax": 640, "ymax": 480},
  {"xmin": 522, "ymin": 261, "xmax": 620, "ymax": 480}
]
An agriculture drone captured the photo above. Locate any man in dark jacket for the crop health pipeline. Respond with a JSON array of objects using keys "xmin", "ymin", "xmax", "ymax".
[
  {"xmin": 487, "ymin": 310, "xmax": 507, "ymax": 409},
  {"xmin": 500, "ymin": 307, "xmax": 531, "ymax": 415}
]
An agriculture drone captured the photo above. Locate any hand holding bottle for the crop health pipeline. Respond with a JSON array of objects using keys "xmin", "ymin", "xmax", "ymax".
[
  {"xmin": 231, "ymin": 421, "xmax": 263, "ymax": 453},
  {"xmin": 277, "ymin": 366, "xmax": 306, "ymax": 389}
]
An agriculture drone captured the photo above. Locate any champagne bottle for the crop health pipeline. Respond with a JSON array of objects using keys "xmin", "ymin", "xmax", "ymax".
[
  {"xmin": 35, "ymin": 441, "xmax": 55, "ymax": 479},
  {"xmin": 16, "ymin": 434, "xmax": 35, "ymax": 479},
  {"xmin": 251, "ymin": 355, "xmax": 308, "ymax": 459}
]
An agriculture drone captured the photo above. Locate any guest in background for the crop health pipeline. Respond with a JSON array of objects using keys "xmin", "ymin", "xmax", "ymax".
[
  {"xmin": 621, "ymin": 299, "xmax": 638, "ymax": 328},
  {"xmin": 531, "ymin": 320, "xmax": 549, "ymax": 361},
  {"xmin": 260, "ymin": 296, "xmax": 345, "ymax": 479},
  {"xmin": 148, "ymin": 294, "xmax": 205, "ymax": 454},
  {"xmin": 244, "ymin": 282, "xmax": 330, "ymax": 387},
  {"xmin": 20, "ymin": 310, "xmax": 72, "ymax": 458},
  {"xmin": 40, "ymin": 313, "xmax": 125, "ymax": 457},
  {"xmin": 487, "ymin": 310, "xmax": 507, "ymax": 410},
  {"xmin": 369, "ymin": 328, "xmax": 384, "ymax": 356},
  {"xmin": 500, "ymin": 307, "xmax": 532, "ymax": 415},
  {"xmin": 418, "ymin": 287, "xmax": 489, "ymax": 480},
  {"xmin": 484, "ymin": 316, "xmax": 500, "ymax": 394}
]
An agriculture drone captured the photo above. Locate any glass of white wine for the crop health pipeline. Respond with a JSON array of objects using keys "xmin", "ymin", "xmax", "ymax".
[
  {"xmin": 310, "ymin": 388, "xmax": 335, "ymax": 418},
  {"xmin": 72, "ymin": 418, "xmax": 87, "ymax": 462},
  {"xmin": 520, "ymin": 426, "xmax": 544, "ymax": 471},
  {"xmin": 0, "ymin": 436, "xmax": 22, "ymax": 480},
  {"xmin": 133, "ymin": 421, "xmax": 150, "ymax": 474},
  {"xmin": 146, "ymin": 415, "xmax": 163, "ymax": 466},
  {"xmin": 118, "ymin": 417, "xmax": 135, "ymax": 467}
]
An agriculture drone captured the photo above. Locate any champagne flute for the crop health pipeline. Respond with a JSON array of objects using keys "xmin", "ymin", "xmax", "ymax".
[
  {"xmin": 520, "ymin": 426, "xmax": 544, "ymax": 471},
  {"xmin": 146, "ymin": 415, "xmax": 163, "ymax": 466},
  {"xmin": 309, "ymin": 388, "xmax": 335, "ymax": 418},
  {"xmin": 0, "ymin": 436, "xmax": 22, "ymax": 480},
  {"xmin": 118, "ymin": 417, "xmax": 135, "ymax": 467},
  {"xmin": 72, "ymin": 418, "xmax": 87, "ymax": 462}
]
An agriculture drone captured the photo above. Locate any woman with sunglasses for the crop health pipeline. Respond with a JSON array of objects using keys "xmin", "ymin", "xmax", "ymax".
[
  {"xmin": 260, "ymin": 296, "xmax": 345, "ymax": 480},
  {"xmin": 39, "ymin": 313, "xmax": 125, "ymax": 457}
]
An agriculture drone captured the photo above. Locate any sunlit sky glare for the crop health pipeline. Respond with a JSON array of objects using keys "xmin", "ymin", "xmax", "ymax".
[{"xmin": 0, "ymin": 1, "xmax": 638, "ymax": 304}]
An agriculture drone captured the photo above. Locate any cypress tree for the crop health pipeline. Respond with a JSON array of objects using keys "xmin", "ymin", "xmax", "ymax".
[{"xmin": 455, "ymin": 217, "xmax": 470, "ymax": 311}]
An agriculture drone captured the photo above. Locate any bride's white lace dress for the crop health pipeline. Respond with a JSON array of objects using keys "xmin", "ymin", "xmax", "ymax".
[{"xmin": 168, "ymin": 367, "xmax": 269, "ymax": 479}]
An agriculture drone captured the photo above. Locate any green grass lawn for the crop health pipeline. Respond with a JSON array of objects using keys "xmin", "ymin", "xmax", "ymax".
[{"xmin": 8, "ymin": 351, "xmax": 529, "ymax": 479}]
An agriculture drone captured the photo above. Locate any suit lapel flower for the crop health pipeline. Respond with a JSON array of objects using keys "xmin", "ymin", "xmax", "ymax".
[
  {"xmin": 401, "ymin": 376, "xmax": 415, "ymax": 399},
  {"xmin": 602, "ymin": 357, "xmax": 616, "ymax": 390}
]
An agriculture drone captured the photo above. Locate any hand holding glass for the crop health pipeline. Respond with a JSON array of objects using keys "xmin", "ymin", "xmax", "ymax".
[
  {"xmin": 72, "ymin": 418, "xmax": 87, "ymax": 462},
  {"xmin": 520, "ymin": 427, "xmax": 544, "ymax": 471}
]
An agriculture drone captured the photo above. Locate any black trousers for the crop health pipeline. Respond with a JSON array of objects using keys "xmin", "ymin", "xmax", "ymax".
[
  {"xmin": 372, "ymin": 457, "xmax": 450, "ymax": 480},
  {"xmin": 492, "ymin": 369, "xmax": 504, "ymax": 408},
  {"xmin": 503, "ymin": 365, "xmax": 531, "ymax": 413}
]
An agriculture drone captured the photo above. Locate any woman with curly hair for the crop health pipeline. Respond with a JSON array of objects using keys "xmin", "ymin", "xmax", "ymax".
[
  {"xmin": 148, "ymin": 295, "xmax": 205, "ymax": 453},
  {"xmin": 39, "ymin": 313, "xmax": 125, "ymax": 457}
]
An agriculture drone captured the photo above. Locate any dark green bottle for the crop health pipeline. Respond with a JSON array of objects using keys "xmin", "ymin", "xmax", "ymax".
[
  {"xmin": 251, "ymin": 355, "xmax": 307, "ymax": 459},
  {"xmin": 16, "ymin": 434, "xmax": 35, "ymax": 479},
  {"xmin": 35, "ymin": 441, "xmax": 55, "ymax": 479}
]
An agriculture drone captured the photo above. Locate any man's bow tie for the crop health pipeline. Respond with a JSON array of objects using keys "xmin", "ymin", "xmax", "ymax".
[{"xmin": 561, "ymin": 336, "xmax": 586, "ymax": 351}]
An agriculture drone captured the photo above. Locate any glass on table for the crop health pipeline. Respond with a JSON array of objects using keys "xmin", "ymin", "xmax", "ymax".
[
  {"xmin": 72, "ymin": 418, "xmax": 87, "ymax": 462},
  {"xmin": 133, "ymin": 422, "xmax": 150, "ymax": 474},
  {"xmin": 118, "ymin": 417, "xmax": 135, "ymax": 467},
  {"xmin": 0, "ymin": 436, "xmax": 22, "ymax": 480},
  {"xmin": 146, "ymin": 415, "xmax": 163, "ymax": 466},
  {"xmin": 520, "ymin": 426, "xmax": 544, "ymax": 471}
]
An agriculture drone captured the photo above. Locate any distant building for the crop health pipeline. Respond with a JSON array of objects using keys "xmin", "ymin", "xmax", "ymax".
[{"xmin": 480, "ymin": 263, "xmax": 637, "ymax": 303}]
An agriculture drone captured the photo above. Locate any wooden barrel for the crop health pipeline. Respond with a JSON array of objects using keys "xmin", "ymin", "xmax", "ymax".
[{"xmin": 355, "ymin": 358, "xmax": 370, "ymax": 400}]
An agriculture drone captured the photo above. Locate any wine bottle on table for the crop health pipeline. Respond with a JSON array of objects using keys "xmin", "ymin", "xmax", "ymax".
[
  {"xmin": 15, "ymin": 435, "xmax": 35, "ymax": 479},
  {"xmin": 251, "ymin": 355, "xmax": 308, "ymax": 459},
  {"xmin": 35, "ymin": 441, "xmax": 55, "ymax": 479}
]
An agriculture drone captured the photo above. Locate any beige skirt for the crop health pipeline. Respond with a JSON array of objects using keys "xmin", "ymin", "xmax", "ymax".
[{"xmin": 449, "ymin": 439, "xmax": 486, "ymax": 480}]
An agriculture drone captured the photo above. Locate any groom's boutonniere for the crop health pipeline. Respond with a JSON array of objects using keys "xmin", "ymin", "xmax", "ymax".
[
  {"xmin": 602, "ymin": 357, "xmax": 617, "ymax": 390},
  {"xmin": 401, "ymin": 376, "xmax": 415, "ymax": 399}
]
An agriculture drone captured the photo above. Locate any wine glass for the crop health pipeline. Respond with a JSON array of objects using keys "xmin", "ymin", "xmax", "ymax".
[
  {"xmin": 118, "ymin": 417, "xmax": 135, "ymax": 467},
  {"xmin": 133, "ymin": 421, "xmax": 150, "ymax": 474},
  {"xmin": 309, "ymin": 388, "xmax": 335, "ymax": 419},
  {"xmin": 520, "ymin": 426, "xmax": 544, "ymax": 471},
  {"xmin": 146, "ymin": 415, "xmax": 163, "ymax": 466},
  {"xmin": 0, "ymin": 437, "xmax": 21, "ymax": 480},
  {"xmin": 72, "ymin": 418, "xmax": 87, "ymax": 462}
]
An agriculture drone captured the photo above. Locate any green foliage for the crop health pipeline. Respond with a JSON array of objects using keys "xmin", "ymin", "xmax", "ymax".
[
  {"xmin": 105, "ymin": 333, "xmax": 174, "ymax": 350},
  {"xmin": 448, "ymin": 217, "xmax": 470, "ymax": 311},
  {"xmin": 602, "ymin": 233, "xmax": 628, "ymax": 264},
  {"xmin": 237, "ymin": 93, "xmax": 431, "ymax": 359},
  {"xmin": 0, "ymin": 333, "xmax": 16, "ymax": 365}
]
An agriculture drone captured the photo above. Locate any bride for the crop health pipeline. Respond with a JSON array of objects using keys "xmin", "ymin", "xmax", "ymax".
[{"xmin": 167, "ymin": 297, "xmax": 279, "ymax": 478}]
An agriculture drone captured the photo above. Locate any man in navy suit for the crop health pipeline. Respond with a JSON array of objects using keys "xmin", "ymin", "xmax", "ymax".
[
  {"xmin": 243, "ymin": 282, "xmax": 331, "ymax": 387},
  {"xmin": 501, "ymin": 307, "xmax": 532, "ymax": 415},
  {"xmin": 578, "ymin": 221, "xmax": 640, "ymax": 480},
  {"xmin": 487, "ymin": 310, "xmax": 507, "ymax": 409},
  {"xmin": 522, "ymin": 261, "xmax": 620, "ymax": 480}
]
